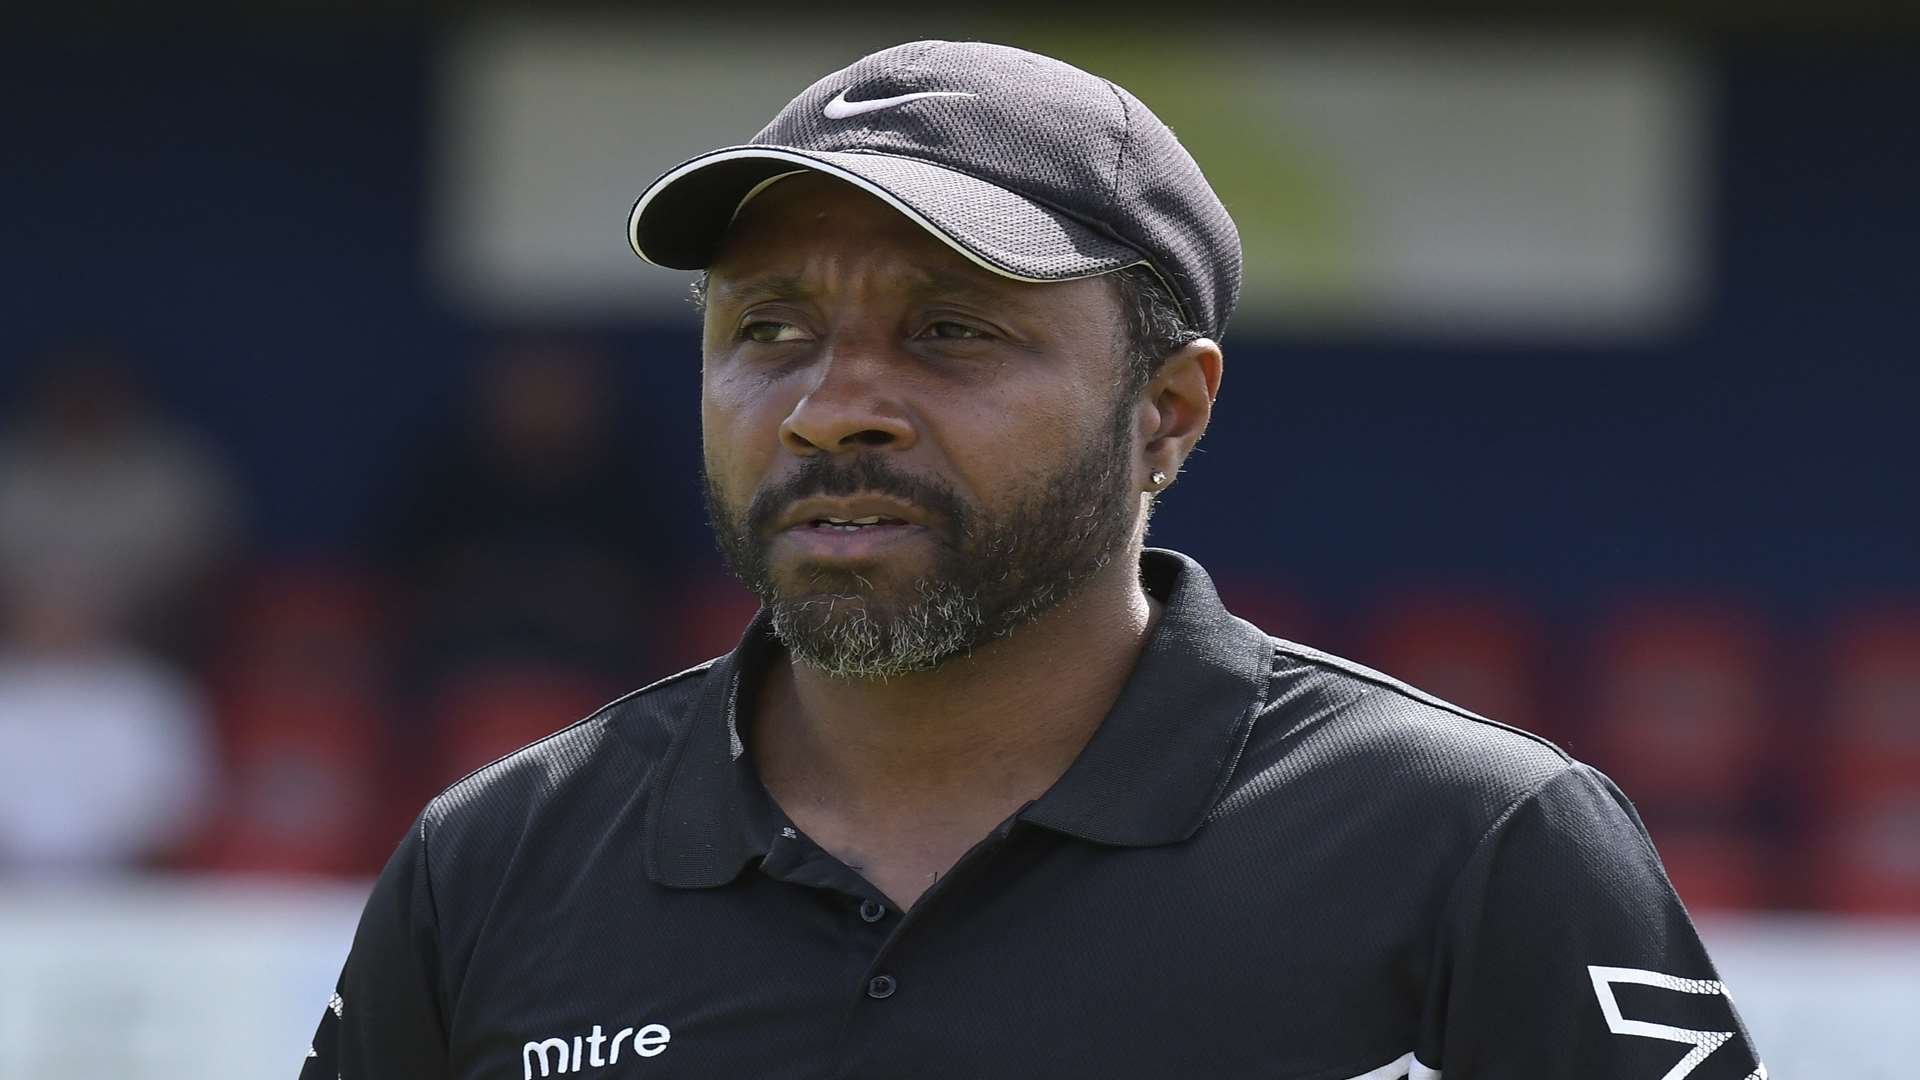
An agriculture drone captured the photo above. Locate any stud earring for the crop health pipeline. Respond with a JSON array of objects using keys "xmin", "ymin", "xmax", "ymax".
[{"xmin": 1150, "ymin": 470, "xmax": 1169, "ymax": 487}]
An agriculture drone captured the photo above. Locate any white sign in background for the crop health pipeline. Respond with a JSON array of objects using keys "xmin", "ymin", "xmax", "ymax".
[
  {"xmin": 0, "ymin": 878, "xmax": 1912, "ymax": 1077},
  {"xmin": 0, "ymin": 878, "xmax": 362, "ymax": 1079},
  {"xmin": 432, "ymin": 18, "xmax": 1704, "ymax": 339}
]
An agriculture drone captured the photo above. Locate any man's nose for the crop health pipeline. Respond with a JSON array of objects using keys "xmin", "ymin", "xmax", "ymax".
[{"xmin": 778, "ymin": 343, "xmax": 918, "ymax": 455}]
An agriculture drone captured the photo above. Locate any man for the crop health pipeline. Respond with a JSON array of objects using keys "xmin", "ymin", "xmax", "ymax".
[{"xmin": 304, "ymin": 41, "xmax": 1765, "ymax": 1079}]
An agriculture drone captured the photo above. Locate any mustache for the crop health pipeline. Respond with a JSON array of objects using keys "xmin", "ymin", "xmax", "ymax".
[{"xmin": 745, "ymin": 455, "xmax": 968, "ymax": 539}]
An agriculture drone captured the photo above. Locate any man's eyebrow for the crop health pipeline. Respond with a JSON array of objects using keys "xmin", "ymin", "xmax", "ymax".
[
  {"xmin": 708, "ymin": 274, "xmax": 811, "ymax": 306},
  {"xmin": 906, "ymin": 269, "xmax": 1031, "ymax": 310}
]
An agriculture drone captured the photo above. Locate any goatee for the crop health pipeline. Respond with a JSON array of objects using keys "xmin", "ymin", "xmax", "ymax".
[{"xmin": 704, "ymin": 413, "xmax": 1138, "ymax": 681}]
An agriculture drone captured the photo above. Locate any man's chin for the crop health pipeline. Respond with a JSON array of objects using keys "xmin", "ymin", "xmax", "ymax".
[
  {"xmin": 762, "ymin": 572, "xmax": 993, "ymax": 680},
  {"xmin": 766, "ymin": 585, "xmax": 914, "ymax": 628}
]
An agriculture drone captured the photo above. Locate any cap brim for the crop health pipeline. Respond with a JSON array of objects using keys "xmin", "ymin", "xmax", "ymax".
[{"xmin": 628, "ymin": 147, "xmax": 1146, "ymax": 284}]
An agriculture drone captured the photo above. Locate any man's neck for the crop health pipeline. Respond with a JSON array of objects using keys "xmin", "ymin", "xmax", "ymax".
[{"xmin": 749, "ymin": 553, "xmax": 1161, "ymax": 906}]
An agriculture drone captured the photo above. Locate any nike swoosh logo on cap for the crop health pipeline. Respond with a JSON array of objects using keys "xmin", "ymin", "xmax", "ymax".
[{"xmin": 822, "ymin": 88, "xmax": 977, "ymax": 120}]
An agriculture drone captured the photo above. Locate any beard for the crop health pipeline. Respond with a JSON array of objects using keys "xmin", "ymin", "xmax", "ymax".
[{"xmin": 704, "ymin": 399, "xmax": 1140, "ymax": 681}]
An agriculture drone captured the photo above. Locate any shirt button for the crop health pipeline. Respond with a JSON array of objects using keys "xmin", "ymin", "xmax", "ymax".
[
  {"xmin": 858, "ymin": 899, "xmax": 887, "ymax": 923},
  {"xmin": 866, "ymin": 974, "xmax": 898, "ymax": 1000}
]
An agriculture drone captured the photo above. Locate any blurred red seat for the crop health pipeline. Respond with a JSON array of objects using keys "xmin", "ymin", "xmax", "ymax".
[
  {"xmin": 1211, "ymin": 576, "xmax": 1315, "ymax": 648},
  {"xmin": 1811, "ymin": 608, "xmax": 1920, "ymax": 914},
  {"xmin": 427, "ymin": 665, "xmax": 616, "ymax": 785},
  {"xmin": 1356, "ymin": 588, "xmax": 1543, "ymax": 735},
  {"xmin": 185, "ymin": 565, "xmax": 392, "ymax": 876},
  {"xmin": 1584, "ymin": 600, "xmax": 1775, "ymax": 813},
  {"xmin": 659, "ymin": 574, "xmax": 763, "ymax": 671},
  {"xmin": 1580, "ymin": 599, "xmax": 1779, "ymax": 910}
]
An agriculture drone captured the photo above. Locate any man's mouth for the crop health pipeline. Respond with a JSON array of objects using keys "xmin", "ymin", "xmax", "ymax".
[
  {"xmin": 776, "ymin": 512, "xmax": 929, "ymax": 563},
  {"xmin": 807, "ymin": 515, "xmax": 911, "ymax": 532}
]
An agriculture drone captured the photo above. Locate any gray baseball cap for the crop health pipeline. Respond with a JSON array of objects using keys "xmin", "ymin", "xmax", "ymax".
[{"xmin": 626, "ymin": 40, "xmax": 1242, "ymax": 339}]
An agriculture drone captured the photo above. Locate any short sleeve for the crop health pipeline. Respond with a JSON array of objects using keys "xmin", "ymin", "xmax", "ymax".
[
  {"xmin": 300, "ymin": 819, "xmax": 449, "ymax": 1078},
  {"xmin": 1420, "ymin": 764, "xmax": 1766, "ymax": 1080}
]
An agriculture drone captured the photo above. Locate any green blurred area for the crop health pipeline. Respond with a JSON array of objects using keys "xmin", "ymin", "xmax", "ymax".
[{"xmin": 1011, "ymin": 29, "xmax": 1360, "ymax": 314}]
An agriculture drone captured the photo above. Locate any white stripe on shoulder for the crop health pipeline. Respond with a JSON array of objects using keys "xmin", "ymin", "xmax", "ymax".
[{"xmin": 1340, "ymin": 1050, "xmax": 1441, "ymax": 1080}]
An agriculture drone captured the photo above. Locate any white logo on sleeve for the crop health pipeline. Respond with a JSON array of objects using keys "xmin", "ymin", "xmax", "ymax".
[
  {"xmin": 1587, "ymin": 966, "xmax": 1766, "ymax": 1080},
  {"xmin": 822, "ymin": 88, "xmax": 977, "ymax": 119},
  {"xmin": 523, "ymin": 1023, "xmax": 671, "ymax": 1078}
]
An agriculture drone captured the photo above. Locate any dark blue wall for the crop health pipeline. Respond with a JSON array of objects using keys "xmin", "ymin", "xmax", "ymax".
[{"xmin": 6, "ymin": 29, "xmax": 1915, "ymax": 615}]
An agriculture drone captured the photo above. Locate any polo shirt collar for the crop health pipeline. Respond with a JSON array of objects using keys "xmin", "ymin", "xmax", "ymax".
[
  {"xmin": 645, "ymin": 548, "xmax": 1272, "ymax": 888},
  {"xmin": 1018, "ymin": 549, "xmax": 1272, "ymax": 845}
]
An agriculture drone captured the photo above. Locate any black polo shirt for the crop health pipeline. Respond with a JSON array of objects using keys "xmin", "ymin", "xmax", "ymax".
[{"xmin": 302, "ymin": 549, "xmax": 1764, "ymax": 1080}]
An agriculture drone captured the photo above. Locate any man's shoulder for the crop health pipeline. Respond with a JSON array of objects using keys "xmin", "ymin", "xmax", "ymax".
[
  {"xmin": 418, "ymin": 658, "xmax": 719, "ymax": 845},
  {"xmin": 1215, "ymin": 634, "xmax": 1576, "ymax": 839}
]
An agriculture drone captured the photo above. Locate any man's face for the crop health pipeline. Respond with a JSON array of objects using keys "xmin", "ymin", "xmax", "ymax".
[{"xmin": 700, "ymin": 173, "xmax": 1146, "ymax": 680}]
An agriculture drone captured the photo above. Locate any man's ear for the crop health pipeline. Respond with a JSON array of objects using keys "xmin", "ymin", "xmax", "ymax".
[{"xmin": 1139, "ymin": 338, "xmax": 1223, "ymax": 491}]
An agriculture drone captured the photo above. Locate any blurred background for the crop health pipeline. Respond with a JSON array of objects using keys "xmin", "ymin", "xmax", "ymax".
[{"xmin": 1, "ymin": 1, "xmax": 1915, "ymax": 1075}]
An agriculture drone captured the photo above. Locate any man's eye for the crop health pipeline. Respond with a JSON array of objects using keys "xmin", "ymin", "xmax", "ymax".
[
  {"xmin": 925, "ymin": 321, "xmax": 987, "ymax": 340},
  {"xmin": 742, "ymin": 321, "xmax": 805, "ymax": 343}
]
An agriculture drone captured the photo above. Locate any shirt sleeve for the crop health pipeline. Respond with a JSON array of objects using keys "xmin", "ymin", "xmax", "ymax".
[
  {"xmin": 1420, "ymin": 763, "xmax": 1766, "ymax": 1080},
  {"xmin": 300, "ymin": 819, "xmax": 449, "ymax": 1079}
]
